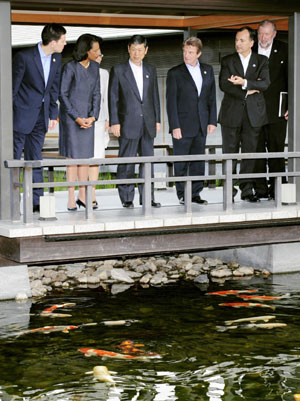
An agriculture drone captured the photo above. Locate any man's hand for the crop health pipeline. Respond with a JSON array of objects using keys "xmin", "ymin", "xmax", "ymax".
[
  {"xmin": 48, "ymin": 120, "xmax": 58, "ymax": 130},
  {"xmin": 111, "ymin": 124, "xmax": 121, "ymax": 137},
  {"xmin": 284, "ymin": 110, "xmax": 288, "ymax": 121},
  {"xmin": 172, "ymin": 128, "xmax": 182, "ymax": 140},
  {"xmin": 228, "ymin": 75, "xmax": 245, "ymax": 86},
  {"xmin": 156, "ymin": 123, "xmax": 161, "ymax": 134},
  {"xmin": 246, "ymin": 89, "xmax": 260, "ymax": 96},
  {"xmin": 207, "ymin": 124, "xmax": 217, "ymax": 134}
]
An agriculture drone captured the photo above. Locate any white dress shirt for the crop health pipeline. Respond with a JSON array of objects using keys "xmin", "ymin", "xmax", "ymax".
[
  {"xmin": 185, "ymin": 61, "xmax": 202, "ymax": 96},
  {"xmin": 238, "ymin": 51, "xmax": 252, "ymax": 90},
  {"xmin": 129, "ymin": 59, "xmax": 143, "ymax": 100},
  {"xmin": 258, "ymin": 42, "xmax": 273, "ymax": 59}
]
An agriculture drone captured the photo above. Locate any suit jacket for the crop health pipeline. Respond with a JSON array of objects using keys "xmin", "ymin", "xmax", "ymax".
[
  {"xmin": 218, "ymin": 52, "xmax": 270, "ymax": 128},
  {"xmin": 253, "ymin": 39, "xmax": 288, "ymax": 124},
  {"xmin": 13, "ymin": 44, "xmax": 61, "ymax": 134},
  {"xmin": 108, "ymin": 60, "xmax": 160, "ymax": 139},
  {"xmin": 166, "ymin": 62, "xmax": 217, "ymax": 137}
]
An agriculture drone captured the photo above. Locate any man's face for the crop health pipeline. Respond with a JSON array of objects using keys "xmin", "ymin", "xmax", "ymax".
[
  {"xmin": 235, "ymin": 30, "xmax": 254, "ymax": 57},
  {"xmin": 258, "ymin": 23, "xmax": 277, "ymax": 49},
  {"xmin": 51, "ymin": 34, "xmax": 67, "ymax": 54},
  {"xmin": 87, "ymin": 41, "xmax": 101, "ymax": 62},
  {"xmin": 183, "ymin": 45, "xmax": 201, "ymax": 67},
  {"xmin": 128, "ymin": 43, "xmax": 148, "ymax": 66}
]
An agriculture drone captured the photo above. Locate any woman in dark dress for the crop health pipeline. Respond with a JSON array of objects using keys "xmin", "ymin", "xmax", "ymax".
[{"xmin": 59, "ymin": 34, "xmax": 101, "ymax": 211}]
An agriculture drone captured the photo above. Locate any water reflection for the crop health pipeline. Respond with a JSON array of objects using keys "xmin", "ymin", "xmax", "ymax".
[{"xmin": 0, "ymin": 273, "xmax": 300, "ymax": 400}]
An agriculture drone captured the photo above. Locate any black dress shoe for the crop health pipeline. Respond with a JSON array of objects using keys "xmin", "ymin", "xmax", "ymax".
[
  {"xmin": 192, "ymin": 196, "xmax": 208, "ymax": 205},
  {"xmin": 151, "ymin": 201, "xmax": 161, "ymax": 208},
  {"xmin": 122, "ymin": 201, "xmax": 134, "ymax": 209},
  {"xmin": 33, "ymin": 204, "xmax": 40, "ymax": 213},
  {"xmin": 92, "ymin": 200, "xmax": 98, "ymax": 210},
  {"xmin": 67, "ymin": 206, "xmax": 77, "ymax": 211},
  {"xmin": 241, "ymin": 194, "xmax": 260, "ymax": 203},
  {"xmin": 255, "ymin": 192, "xmax": 269, "ymax": 199}
]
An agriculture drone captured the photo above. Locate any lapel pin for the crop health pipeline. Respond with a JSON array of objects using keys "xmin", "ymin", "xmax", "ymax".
[
  {"xmin": 204, "ymin": 71, "xmax": 207, "ymax": 74},
  {"xmin": 281, "ymin": 60, "xmax": 284, "ymax": 64},
  {"xmin": 146, "ymin": 74, "xmax": 149, "ymax": 78},
  {"xmin": 274, "ymin": 49, "xmax": 278, "ymax": 53},
  {"xmin": 53, "ymin": 58, "xmax": 56, "ymax": 62},
  {"xmin": 253, "ymin": 64, "xmax": 256, "ymax": 67}
]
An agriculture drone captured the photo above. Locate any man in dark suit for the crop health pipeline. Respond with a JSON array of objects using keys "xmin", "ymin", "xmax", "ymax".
[
  {"xmin": 13, "ymin": 23, "xmax": 67, "ymax": 212},
  {"xmin": 253, "ymin": 20, "xmax": 288, "ymax": 200},
  {"xmin": 166, "ymin": 36, "xmax": 217, "ymax": 205},
  {"xmin": 218, "ymin": 26, "xmax": 270, "ymax": 202},
  {"xmin": 109, "ymin": 35, "xmax": 161, "ymax": 209}
]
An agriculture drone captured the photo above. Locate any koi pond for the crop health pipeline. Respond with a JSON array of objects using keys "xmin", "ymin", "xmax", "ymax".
[{"xmin": 0, "ymin": 273, "xmax": 300, "ymax": 401}]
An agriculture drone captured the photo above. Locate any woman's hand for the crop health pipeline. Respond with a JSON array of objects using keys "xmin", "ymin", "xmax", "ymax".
[{"xmin": 75, "ymin": 117, "xmax": 95, "ymax": 129}]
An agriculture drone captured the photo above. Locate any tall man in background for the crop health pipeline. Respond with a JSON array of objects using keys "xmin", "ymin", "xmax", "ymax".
[
  {"xmin": 13, "ymin": 23, "xmax": 67, "ymax": 212},
  {"xmin": 109, "ymin": 35, "xmax": 161, "ymax": 209},
  {"xmin": 166, "ymin": 36, "xmax": 217, "ymax": 205},
  {"xmin": 253, "ymin": 20, "xmax": 288, "ymax": 200},
  {"xmin": 218, "ymin": 26, "xmax": 270, "ymax": 202}
]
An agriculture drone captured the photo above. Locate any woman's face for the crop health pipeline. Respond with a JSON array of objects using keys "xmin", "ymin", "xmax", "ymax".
[{"xmin": 87, "ymin": 41, "xmax": 100, "ymax": 61}]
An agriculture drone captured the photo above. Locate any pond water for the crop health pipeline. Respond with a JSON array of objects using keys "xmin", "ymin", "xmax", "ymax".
[{"xmin": 0, "ymin": 273, "xmax": 300, "ymax": 401}]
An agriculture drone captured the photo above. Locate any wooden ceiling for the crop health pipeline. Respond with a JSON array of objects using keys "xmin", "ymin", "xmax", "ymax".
[{"xmin": 10, "ymin": 0, "xmax": 295, "ymax": 31}]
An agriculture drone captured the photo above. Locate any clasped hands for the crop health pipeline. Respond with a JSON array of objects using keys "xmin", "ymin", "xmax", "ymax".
[
  {"xmin": 228, "ymin": 75, "xmax": 259, "ymax": 96},
  {"xmin": 75, "ymin": 117, "xmax": 95, "ymax": 129}
]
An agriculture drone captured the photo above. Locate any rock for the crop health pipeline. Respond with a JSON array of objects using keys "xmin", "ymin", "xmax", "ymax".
[
  {"xmin": 42, "ymin": 277, "xmax": 52, "ymax": 285},
  {"xmin": 227, "ymin": 261, "xmax": 239, "ymax": 269},
  {"xmin": 140, "ymin": 273, "xmax": 152, "ymax": 284},
  {"xmin": 150, "ymin": 272, "xmax": 165, "ymax": 285},
  {"xmin": 104, "ymin": 259, "xmax": 118, "ymax": 268},
  {"xmin": 110, "ymin": 268, "xmax": 134, "ymax": 284},
  {"xmin": 111, "ymin": 284, "xmax": 132, "ymax": 295},
  {"xmin": 144, "ymin": 261, "xmax": 157, "ymax": 273},
  {"xmin": 205, "ymin": 258, "xmax": 224, "ymax": 267},
  {"xmin": 154, "ymin": 258, "xmax": 167, "ymax": 268},
  {"xmin": 98, "ymin": 270, "xmax": 109, "ymax": 281},
  {"xmin": 210, "ymin": 268, "xmax": 232, "ymax": 278},
  {"xmin": 261, "ymin": 269, "xmax": 271, "ymax": 276},
  {"xmin": 77, "ymin": 274, "xmax": 88, "ymax": 284},
  {"xmin": 87, "ymin": 276, "xmax": 100, "ymax": 284},
  {"xmin": 15, "ymin": 292, "xmax": 29, "ymax": 301},
  {"xmin": 191, "ymin": 263, "xmax": 204, "ymax": 272},
  {"xmin": 194, "ymin": 274, "xmax": 209, "ymax": 284},
  {"xmin": 233, "ymin": 266, "xmax": 255, "ymax": 276},
  {"xmin": 28, "ymin": 267, "xmax": 44, "ymax": 280},
  {"xmin": 54, "ymin": 272, "xmax": 68, "ymax": 282},
  {"xmin": 53, "ymin": 281, "xmax": 63, "ymax": 287},
  {"xmin": 186, "ymin": 269, "xmax": 199, "ymax": 277},
  {"xmin": 127, "ymin": 271, "xmax": 142, "ymax": 279},
  {"xmin": 180, "ymin": 261, "xmax": 193, "ymax": 271},
  {"xmin": 191, "ymin": 255, "xmax": 205, "ymax": 264}
]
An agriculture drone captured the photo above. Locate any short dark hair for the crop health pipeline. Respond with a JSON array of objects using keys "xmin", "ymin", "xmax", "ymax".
[
  {"xmin": 128, "ymin": 35, "xmax": 148, "ymax": 48},
  {"xmin": 236, "ymin": 26, "xmax": 256, "ymax": 42},
  {"xmin": 72, "ymin": 34, "xmax": 99, "ymax": 62},
  {"xmin": 41, "ymin": 23, "xmax": 66, "ymax": 46}
]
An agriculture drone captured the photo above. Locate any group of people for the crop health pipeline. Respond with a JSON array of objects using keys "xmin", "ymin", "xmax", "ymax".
[{"xmin": 12, "ymin": 19, "xmax": 288, "ymax": 214}]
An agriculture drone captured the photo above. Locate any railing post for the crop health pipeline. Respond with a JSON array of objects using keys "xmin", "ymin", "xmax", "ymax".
[
  {"xmin": 142, "ymin": 162, "xmax": 152, "ymax": 217},
  {"xmin": 208, "ymin": 147, "xmax": 216, "ymax": 188},
  {"xmin": 23, "ymin": 166, "xmax": 33, "ymax": 224},
  {"xmin": 184, "ymin": 180, "xmax": 192, "ymax": 214},
  {"xmin": 274, "ymin": 176, "xmax": 282, "ymax": 208},
  {"xmin": 85, "ymin": 184, "xmax": 93, "ymax": 220},
  {"xmin": 223, "ymin": 159, "xmax": 233, "ymax": 212},
  {"xmin": 10, "ymin": 167, "xmax": 21, "ymax": 221}
]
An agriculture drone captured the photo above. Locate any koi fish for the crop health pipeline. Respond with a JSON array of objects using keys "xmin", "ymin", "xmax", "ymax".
[
  {"xmin": 101, "ymin": 320, "xmax": 139, "ymax": 326},
  {"xmin": 41, "ymin": 303, "xmax": 76, "ymax": 315},
  {"xmin": 205, "ymin": 290, "xmax": 258, "ymax": 296},
  {"xmin": 236, "ymin": 294, "xmax": 289, "ymax": 301},
  {"xmin": 16, "ymin": 322, "xmax": 97, "ymax": 336},
  {"xmin": 225, "ymin": 323, "xmax": 287, "ymax": 330},
  {"xmin": 225, "ymin": 315, "xmax": 276, "ymax": 325},
  {"xmin": 85, "ymin": 366, "xmax": 116, "ymax": 384},
  {"xmin": 40, "ymin": 313, "xmax": 73, "ymax": 318},
  {"xmin": 219, "ymin": 302, "xmax": 275, "ymax": 310},
  {"xmin": 294, "ymin": 395, "xmax": 300, "ymax": 401},
  {"xmin": 78, "ymin": 348, "xmax": 161, "ymax": 361}
]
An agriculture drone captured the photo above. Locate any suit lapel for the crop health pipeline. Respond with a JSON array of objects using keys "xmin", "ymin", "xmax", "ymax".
[
  {"xmin": 33, "ymin": 45, "xmax": 45, "ymax": 83},
  {"xmin": 45, "ymin": 54, "xmax": 58, "ymax": 90},
  {"xmin": 124, "ymin": 61, "xmax": 142, "ymax": 101},
  {"xmin": 143, "ymin": 63, "xmax": 151, "ymax": 100},
  {"xmin": 245, "ymin": 53, "xmax": 259, "ymax": 79},
  {"xmin": 182, "ymin": 64, "xmax": 198, "ymax": 94},
  {"xmin": 233, "ymin": 53, "xmax": 245, "ymax": 78}
]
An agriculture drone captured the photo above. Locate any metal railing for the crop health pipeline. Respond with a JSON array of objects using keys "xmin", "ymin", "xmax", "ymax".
[{"xmin": 4, "ymin": 151, "xmax": 300, "ymax": 224}]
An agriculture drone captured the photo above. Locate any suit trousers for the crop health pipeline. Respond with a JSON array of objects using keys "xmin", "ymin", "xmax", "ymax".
[
  {"xmin": 117, "ymin": 129, "xmax": 155, "ymax": 203},
  {"xmin": 13, "ymin": 106, "xmax": 46, "ymax": 206},
  {"xmin": 221, "ymin": 108, "xmax": 261, "ymax": 198},
  {"xmin": 255, "ymin": 120, "xmax": 287, "ymax": 196},
  {"xmin": 172, "ymin": 134, "xmax": 206, "ymax": 200}
]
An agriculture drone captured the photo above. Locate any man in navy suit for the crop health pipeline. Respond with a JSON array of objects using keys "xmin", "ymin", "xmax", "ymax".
[
  {"xmin": 253, "ymin": 20, "xmax": 288, "ymax": 200},
  {"xmin": 218, "ymin": 26, "xmax": 270, "ymax": 202},
  {"xmin": 13, "ymin": 23, "xmax": 67, "ymax": 212},
  {"xmin": 109, "ymin": 35, "xmax": 161, "ymax": 209},
  {"xmin": 166, "ymin": 36, "xmax": 217, "ymax": 205}
]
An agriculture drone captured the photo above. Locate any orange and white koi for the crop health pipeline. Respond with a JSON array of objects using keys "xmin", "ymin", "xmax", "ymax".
[
  {"xmin": 205, "ymin": 290, "xmax": 258, "ymax": 296},
  {"xmin": 78, "ymin": 348, "xmax": 161, "ymax": 361},
  {"xmin": 219, "ymin": 302, "xmax": 275, "ymax": 310},
  {"xmin": 101, "ymin": 320, "xmax": 139, "ymax": 326},
  {"xmin": 236, "ymin": 294, "xmax": 289, "ymax": 301},
  {"xmin": 41, "ymin": 302, "xmax": 76, "ymax": 315},
  {"xmin": 218, "ymin": 322, "xmax": 286, "ymax": 331},
  {"xmin": 16, "ymin": 322, "xmax": 96, "ymax": 336}
]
